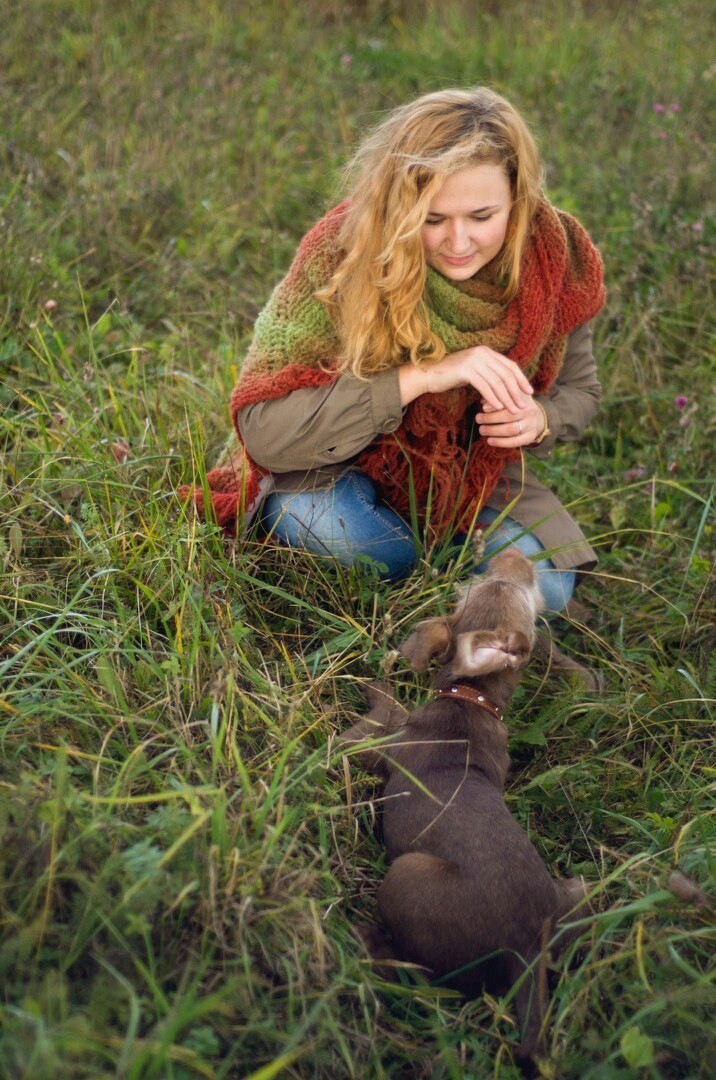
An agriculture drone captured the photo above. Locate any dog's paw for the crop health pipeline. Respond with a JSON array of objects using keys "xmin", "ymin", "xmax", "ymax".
[
  {"xmin": 562, "ymin": 663, "xmax": 606, "ymax": 693},
  {"xmin": 353, "ymin": 923, "xmax": 403, "ymax": 983}
]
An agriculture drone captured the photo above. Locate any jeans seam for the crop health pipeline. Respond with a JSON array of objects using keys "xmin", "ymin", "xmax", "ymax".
[{"xmin": 346, "ymin": 471, "xmax": 413, "ymax": 544}]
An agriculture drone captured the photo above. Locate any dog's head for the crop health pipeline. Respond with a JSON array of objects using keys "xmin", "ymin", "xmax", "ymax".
[{"xmin": 401, "ymin": 549, "xmax": 544, "ymax": 678}]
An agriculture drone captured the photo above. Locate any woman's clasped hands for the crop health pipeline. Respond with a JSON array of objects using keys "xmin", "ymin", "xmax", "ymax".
[{"xmin": 399, "ymin": 344, "xmax": 547, "ymax": 447}]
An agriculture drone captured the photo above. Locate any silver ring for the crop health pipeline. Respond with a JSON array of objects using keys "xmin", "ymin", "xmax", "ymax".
[{"xmin": 517, "ymin": 420, "xmax": 523, "ymax": 434}]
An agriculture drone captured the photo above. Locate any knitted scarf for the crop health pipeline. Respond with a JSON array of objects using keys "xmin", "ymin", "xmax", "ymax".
[{"xmin": 180, "ymin": 198, "xmax": 605, "ymax": 538}]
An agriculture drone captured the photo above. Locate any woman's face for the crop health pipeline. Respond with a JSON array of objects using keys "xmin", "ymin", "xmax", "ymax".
[{"xmin": 421, "ymin": 163, "xmax": 512, "ymax": 281}]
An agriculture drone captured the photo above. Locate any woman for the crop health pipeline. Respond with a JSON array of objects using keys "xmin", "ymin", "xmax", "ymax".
[{"xmin": 184, "ymin": 87, "xmax": 605, "ymax": 611}]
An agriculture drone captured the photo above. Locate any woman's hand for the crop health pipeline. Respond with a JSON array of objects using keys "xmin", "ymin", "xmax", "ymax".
[
  {"xmin": 475, "ymin": 397, "xmax": 548, "ymax": 447},
  {"xmin": 398, "ymin": 345, "xmax": 533, "ymax": 413}
]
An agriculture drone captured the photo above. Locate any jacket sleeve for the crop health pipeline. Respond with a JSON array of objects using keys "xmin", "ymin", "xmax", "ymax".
[
  {"xmin": 528, "ymin": 322, "xmax": 601, "ymax": 459},
  {"xmin": 236, "ymin": 367, "xmax": 404, "ymax": 472},
  {"xmin": 238, "ymin": 322, "xmax": 598, "ymax": 473}
]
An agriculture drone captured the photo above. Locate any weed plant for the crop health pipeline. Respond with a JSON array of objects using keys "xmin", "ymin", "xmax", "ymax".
[{"xmin": 0, "ymin": 1, "xmax": 714, "ymax": 1077}]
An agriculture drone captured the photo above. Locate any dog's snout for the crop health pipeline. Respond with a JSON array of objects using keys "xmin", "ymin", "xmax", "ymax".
[{"xmin": 485, "ymin": 548, "xmax": 536, "ymax": 585}]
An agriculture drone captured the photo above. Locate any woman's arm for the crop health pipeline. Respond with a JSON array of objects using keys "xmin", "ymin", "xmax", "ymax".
[
  {"xmin": 239, "ymin": 345, "xmax": 534, "ymax": 472},
  {"xmin": 398, "ymin": 343, "xmax": 534, "ymax": 413},
  {"xmin": 240, "ymin": 341, "xmax": 534, "ymax": 473},
  {"xmin": 237, "ymin": 367, "xmax": 403, "ymax": 472},
  {"xmin": 239, "ymin": 340, "xmax": 536, "ymax": 472},
  {"xmin": 239, "ymin": 323, "xmax": 598, "ymax": 472}
]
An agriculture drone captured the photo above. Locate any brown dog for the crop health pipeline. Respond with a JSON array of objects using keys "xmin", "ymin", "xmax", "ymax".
[{"xmin": 343, "ymin": 548, "xmax": 588, "ymax": 1060}]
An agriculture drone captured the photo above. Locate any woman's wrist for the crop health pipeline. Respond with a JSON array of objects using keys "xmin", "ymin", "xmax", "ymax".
[
  {"xmin": 397, "ymin": 363, "xmax": 428, "ymax": 407},
  {"xmin": 527, "ymin": 400, "xmax": 550, "ymax": 445}
]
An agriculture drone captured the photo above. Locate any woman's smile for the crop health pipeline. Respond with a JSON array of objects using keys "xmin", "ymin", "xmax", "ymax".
[{"xmin": 441, "ymin": 252, "xmax": 479, "ymax": 266}]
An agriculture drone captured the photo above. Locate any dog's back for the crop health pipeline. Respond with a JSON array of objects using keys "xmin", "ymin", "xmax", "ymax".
[{"xmin": 346, "ymin": 550, "xmax": 587, "ymax": 1060}]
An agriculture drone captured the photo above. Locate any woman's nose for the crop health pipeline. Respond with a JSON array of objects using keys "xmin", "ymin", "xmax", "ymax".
[{"xmin": 447, "ymin": 220, "xmax": 470, "ymax": 252}]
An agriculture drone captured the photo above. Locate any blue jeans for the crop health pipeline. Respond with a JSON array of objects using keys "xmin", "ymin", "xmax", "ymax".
[{"xmin": 260, "ymin": 470, "xmax": 575, "ymax": 610}]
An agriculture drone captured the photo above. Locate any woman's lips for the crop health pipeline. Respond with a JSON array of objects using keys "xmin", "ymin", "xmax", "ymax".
[{"xmin": 441, "ymin": 252, "xmax": 477, "ymax": 266}]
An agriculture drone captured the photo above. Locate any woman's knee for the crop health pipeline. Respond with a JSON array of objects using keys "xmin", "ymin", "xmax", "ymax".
[
  {"xmin": 475, "ymin": 511, "xmax": 543, "ymax": 569},
  {"xmin": 535, "ymin": 566, "xmax": 575, "ymax": 611},
  {"xmin": 260, "ymin": 471, "xmax": 417, "ymax": 577}
]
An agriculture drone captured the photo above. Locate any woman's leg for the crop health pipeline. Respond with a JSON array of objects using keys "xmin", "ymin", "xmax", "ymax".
[
  {"xmin": 474, "ymin": 506, "xmax": 576, "ymax": 612},
  {"xmin": 260, "ymin": 470, "xmax": 417, "ymax": 579},
  {"xmin": 260, "ymin": 472, "xmax": 575, "ymax": 603}
]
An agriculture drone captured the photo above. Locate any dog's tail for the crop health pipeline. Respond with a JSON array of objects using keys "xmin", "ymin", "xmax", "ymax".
[
  {"xmin": 515, "ymin": 879, "xmax": 592, "ymax": 1065},
  {"xmin": 509, "ymin": 919, "xmax": 552, "ymax": 1066}
]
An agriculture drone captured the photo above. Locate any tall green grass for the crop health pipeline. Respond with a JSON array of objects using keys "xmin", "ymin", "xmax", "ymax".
[{"xmin": 1, "ymin": 1, "xmax": 714, "ymax": 1077}]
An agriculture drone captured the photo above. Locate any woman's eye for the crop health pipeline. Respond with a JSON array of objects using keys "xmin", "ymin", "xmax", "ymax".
[{"xmin": 425, "ymin": 215, "xmax": 492, "ymax": 226}]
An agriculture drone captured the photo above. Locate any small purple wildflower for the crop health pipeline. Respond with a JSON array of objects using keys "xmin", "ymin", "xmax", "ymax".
[
  {"xmin": 669, "ymin": 102, "xmax": 681, "ymax": 112},
  {"xmin": 674, "ymin": 394, "xmax": 689, "ymax": 410},
  {"xmin": 652, "ymin": 102, "xmax": 665, "ymax": 113},
  {"xmin": 624, "ymin": 466, "xmax": 646, "ymax": 483},
  {"xmin": 692, "ymin": 221, "xmax": 704, "ymax": 232},
  {"xmin": 341, "ymin": 53, "xmax": 352, "ymax": 67},
  {"xmin": 645, "ymin": 481, "xmax": 655, "ymax": 495},
  {"xmin": 656, "ymin": 131, "xmax": 668, "ymax": 139}
]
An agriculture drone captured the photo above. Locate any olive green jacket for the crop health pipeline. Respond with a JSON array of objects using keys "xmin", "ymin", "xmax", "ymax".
[{"xmin": 237, "ymin": 323, "xmax": 600, "ymax": 571}]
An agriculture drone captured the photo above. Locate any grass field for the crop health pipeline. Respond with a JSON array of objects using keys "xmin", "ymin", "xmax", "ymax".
[{"xmin": 1, "ymin": 1, "xmax": 714, "ymax": 1077}]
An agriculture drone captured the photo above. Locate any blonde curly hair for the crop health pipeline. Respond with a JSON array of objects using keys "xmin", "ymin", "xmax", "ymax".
[{"xmin": 318, "ymin": 87, "xmax": 544, "ymax": 377}]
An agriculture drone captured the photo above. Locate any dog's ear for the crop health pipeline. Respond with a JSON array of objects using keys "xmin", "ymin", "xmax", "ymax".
[
  {"xmin": 401, "ymin": 617, "xmax": 452, "ymax": 671},
  {"xmin": 451, "ymin": 630, "xmax": 532, "ymax": 677}
]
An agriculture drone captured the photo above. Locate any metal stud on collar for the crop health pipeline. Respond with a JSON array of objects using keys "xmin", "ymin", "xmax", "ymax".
[
  {"xmin": 449, "ymin": 687, "xmax": 485, "ymax": 704},
  {"xmin": 437, "ymin": 683, "xmax": 503, "ymax": 721}
]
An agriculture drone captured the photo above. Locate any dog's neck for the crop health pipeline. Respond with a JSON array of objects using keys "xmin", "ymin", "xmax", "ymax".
[
  {"xmin": 429, "ymin": 670, "xmax": 516, "ymax": 788},
  {"xmin": 436, "ymin": 682, "xmax": 504, "ymax": 722},
  {"xmin": 433, "ymin": 664, "xmax": 521, "ymax": 713}
]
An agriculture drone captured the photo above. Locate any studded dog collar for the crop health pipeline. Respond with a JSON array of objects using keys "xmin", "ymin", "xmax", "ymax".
[{"xmin": 435, "ymin": 682, "xmax": 504, "ymax": 722}]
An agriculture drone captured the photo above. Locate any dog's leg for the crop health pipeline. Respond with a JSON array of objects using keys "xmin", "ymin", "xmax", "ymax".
[
  {"xmin": 533, "ymin": 628, "xmax": 605, "ymax": 692},
  {"xmin": 377, "ymin": 852, "xmax": 478, "ymax": 983},
  {"xmin": 564, "ymin": 597, "xmax": 596, "ymax": 624},
  {"xmin": 364, "ymin": 681, "xmax": 408, "ymax": 724},
  {"xmin": 509, "ymin": 947, "xmax": 548, "ymax": 1066},
  {"xmin": 553, "ymin": 877, "xmax": 589, "ymax": 918},
  {"xmin": 340, "ymin": 682, "xmax": 408, "ymax": 774}
]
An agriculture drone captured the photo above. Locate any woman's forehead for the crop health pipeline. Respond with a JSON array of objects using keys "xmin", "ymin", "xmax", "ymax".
[{"xmin": 427, "ymin": 164, "xmax": 511, "ymax": 213}]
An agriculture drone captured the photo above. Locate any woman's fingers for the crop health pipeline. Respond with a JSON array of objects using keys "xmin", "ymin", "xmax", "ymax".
[
  {"xmin": 475, "ymin": 400, "xmax": 544, "ymax": 446},
  {"xmin": 479, "ymin": 417, "xmax": 530, "ymax": 446},
  {"xmin": 460, "ymin": 347, "xmax": 533, "ymax": 413},
  {"xmin": 422, "ymin": 346, "xmax": 534, "ymax": 413}
]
